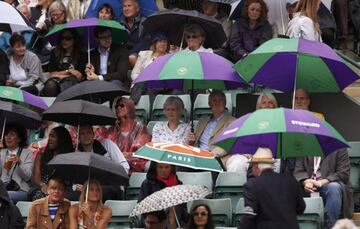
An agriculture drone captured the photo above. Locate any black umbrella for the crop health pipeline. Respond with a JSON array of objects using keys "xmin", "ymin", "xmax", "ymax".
[
  {"xmin": 0, "ymin": 100, "xmax": 41, "ymax": 140},
  {"xmin": 143, "ymin": 8, "xmax": 227, "ymax": 49},
  {"xmin": 47, "ymin": 152, "xmax": 129, "ymax": 186},
  {"xmin": 42, "ymin": 100, "xmax": 116, "ymax": 126},
  {"xmin": 54, "ymin": 80, "xmax": 130, "ymax": 104}
]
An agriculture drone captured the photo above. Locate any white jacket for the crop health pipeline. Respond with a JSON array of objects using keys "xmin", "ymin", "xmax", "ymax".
[{"xmin": 286, "ymin": 13, "xmax": 322, "ymax": 42}]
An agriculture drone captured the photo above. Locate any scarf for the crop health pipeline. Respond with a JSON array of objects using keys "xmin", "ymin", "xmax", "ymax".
[{"xmin": 156, "ymin": 173, "xmax": 178, "ymax": 187}]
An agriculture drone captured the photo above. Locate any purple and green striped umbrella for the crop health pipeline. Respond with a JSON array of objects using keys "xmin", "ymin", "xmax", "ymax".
[
  {"xmin": 214, "ymin": 108, "xmax": 348, "ymax": 158},
  {"xmin": 46, "ymin": 18, "xmax": 128, "ymax": 47},
  {"xmin": 134, "ymin": 51, "xmax": 247, "ymax": 90},
  {"xmin": 0, "ymin": 86, "xmax": 48, "ymax": 110},
  {"xmin": 234, "ymin": 38, "xmax": 359, "ymax": 93}
]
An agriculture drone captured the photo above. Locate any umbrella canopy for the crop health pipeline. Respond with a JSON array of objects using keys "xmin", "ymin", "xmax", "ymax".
[
  {"xmin": 46, "ymin": 18, "xmax": 128, "ymax": 47},
  {"xmin": 54, "ymin": 80, "xmax": 129, "ymax": 103},
  {"xmin": 142, "ymin": 8, "xmax": 227, "ymax": 49},
  {"xmin": 134, "ymin": 51, "xmax": 246, "ymax": 90},
  {"xmin": 42, "ymin": 100, "xmax": 116, "ymax": 126},
  {"xmin": 85, "ymin": 0, "xmax": 159, "ymax": 21},
  {"xmin": 0, "ymin": 1, "xmax": 34, "ymax": 33},
  {"xmin": 134, "ymin": 142, "xmax": 224, "ymax": 172},
  {"xmin": 47, "ymin": 152, "xmax": 129, "ymax": 185},
  {"xmin": 0, "ymin": 100, "xmax": 41, "ymax": 129},
  {"xmin": 130, "ymin": 184, "xmax": 211, "ymax": 217},
  {"xmin": 214, "ymin": 108, "xmax": 349, "ymax": 158},
  {"xmin": 234, "ymin": 38, "xmax": 359, "ymax": 93},
  {"xmin": 0, "ymin": 86, "xmax": 48, "ymax": 110}
]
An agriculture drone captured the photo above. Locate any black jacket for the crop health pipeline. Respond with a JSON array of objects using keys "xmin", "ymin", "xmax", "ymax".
[
  {"xmin": 0, "ymin": 180, "xmax": 25, "ymax": 229},
  {"xmin": 0, "ymin": 49, "xmax": 9, "ymax": 86},
  {"xmin": 240, "ymin": 169, "xmax": 306, "ymax": 229}
]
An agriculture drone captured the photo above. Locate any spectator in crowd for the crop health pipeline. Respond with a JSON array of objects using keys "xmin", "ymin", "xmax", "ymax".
[
  {"xmin": 0, "ymin": 180, "xmax": 24, "ymax": 228},
  {"xmin": 152, "ymin": 96, "xmax": 191, "ymax": 144},
  {"xmin": 66, "ymin": 0, "xmax": 90, "ymax": 20},
  {"xmin": 42, "ymin": 29, "xmax": 86, "ymax": 96},
  {"xmin": 85, "ymin": 27, "xmax": 130, "ymax": 88},
  {"xmin": 294, "ymin": 88, "xmax": 324, "ymax": 119},
  {"xmin": 239, "ymin": 147, "xmax": 305, "ymax": 229},
  {"xmin": 0, "ymin": 123, "xmax": 34, "ymax": 203},
  {"xmin": 183, "ymin": 23, "xmax": 213, "ymax": 53},
  {"xmin": 78, "ymin": 125, "xmax": 130, "ymax": 173},
  {"xmin": 26, "ymin": 177, "xmax": 71, "ymax": 229},
  {"xmin": 294, "ymin": 147, "xmax": 353, "ymax": 228},
  {"xmin": 3, "ymin": 0, "xmax": 19, "ymax": 7},
  {"xmin": 256, "ymin": 92, "xmax": 278, "ymax": 109},
  {"xmin": 286, "ymin": 0, "xmax": 336, "ymax": 47},
  {"xmin": 30, "ymin": 0, "xmax": 52, "ymax": 28},
  {"xmin": 143, "ymin": 211, "xmax": 166, "ymax": 229},
  {"xmin": 97, "ymin": 3, "xmax": 114, "ymax": 20},
  {"xmin": 333, "ymin": 0, "xmax": 348, "ymax": 49},
  {"xmin": 7, "ymin": 33, "xmax": 42, "ymax": 95},
  {"xmin": 230, "ymin": 0, "xmax": 272, "ymax": 61},
  {"xmin": 69, "ymin": 180, "xmax": 112, "ymax": 229},
  {"xmin": 120, "ymin": 0, "xmax": 150, "ymax": 67},
  {"xmin": 187, "ymin": 204, "xmax": 214, "ymax": 229},
  {"xmin": 187, "ymin": 90, "xmax": 235, "ymax": 171},
  {"xmin": 286, "ymin": 0, "xmax": 322, "ymax": 41},
  {"xmin": 139, "ymin": 162, "xmax": 188, "ymax": 228},
  {"xmin": 36, "ymin": 1, "xmax": 67, "ymax": 34},
  {"xmin": 96, "ymin": 96, "xmax": 150, "ymax": 172},
  {"xmin": 0, "ymin": 48, "xmax": 9, "ymax": 86},
  {"xmin": 30, "ymin": 126, "xmax": 73, "ymax": 201},
  {"xmin": 130, "ymin": 32, "xmax": 170, "ymax": 103}
]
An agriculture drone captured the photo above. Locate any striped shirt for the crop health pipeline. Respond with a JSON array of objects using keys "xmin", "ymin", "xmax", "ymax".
[{"xmin": 48, "ymin": 203, "xmax": 59, "ymax": 220}]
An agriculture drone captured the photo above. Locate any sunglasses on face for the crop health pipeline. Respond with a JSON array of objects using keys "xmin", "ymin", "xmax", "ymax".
[
  {"xmin": 115, "ymin": 103, "xmax": 125, "ymax": 109},
  {"xmin": 186, "ymin": 35, "xmax": 199, "ymax": 39},
  {"xmin": 61, "ymin": 36, "xmax": 74, "ymax": 41},
  {"xmin": 193, "ymin": 211, "xmax": 208, "ymax": 217}
]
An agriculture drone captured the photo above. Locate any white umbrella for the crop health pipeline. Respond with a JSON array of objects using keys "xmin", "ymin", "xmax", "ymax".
[{"xmin": 0, "ymin": 1, "xmax": 34, "ymax": 33}]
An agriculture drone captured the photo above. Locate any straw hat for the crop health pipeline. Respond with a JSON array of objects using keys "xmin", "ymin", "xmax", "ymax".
[{"xmin": 250, "ymin": 148, "xmax": 276, "ymax": 164}]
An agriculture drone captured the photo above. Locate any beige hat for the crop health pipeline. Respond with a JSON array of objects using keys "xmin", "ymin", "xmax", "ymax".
[{"xmin": 250, "ymin": 147, "xmax": 276, "ymax": 164}]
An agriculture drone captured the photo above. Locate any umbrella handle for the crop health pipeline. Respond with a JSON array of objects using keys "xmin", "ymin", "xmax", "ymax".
[
  {"xmin": 172, "ymin": 207, "xmax": 181, "ymax": 229},
  {"xmin": 1, "ymin": 117, "xmax": 6, "ymax": 142}
]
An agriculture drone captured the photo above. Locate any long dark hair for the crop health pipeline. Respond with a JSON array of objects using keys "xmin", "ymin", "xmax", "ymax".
[
  {"xmin": 187, "ymin": 204, "xmax": 214, "ymax": 229},
  {"xmin": 40, "ymin": 126, "xmax": 73, "ymax": 166},
  {"xmin": 242, "ymin": 0, "xmax": 269, "ymax": 22},
  {"xmin": 53, "ymin": 29, "xmax": 83, "ymax": 67},
  {"xmin": 3, "ymin": 123, "xmax": 27, "ymax": 148}
]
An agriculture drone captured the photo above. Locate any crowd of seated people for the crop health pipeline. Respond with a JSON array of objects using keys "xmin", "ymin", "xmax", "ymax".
[{"xmin": 0, "ymin": 0, "xmax": 357, "ymax": 228}]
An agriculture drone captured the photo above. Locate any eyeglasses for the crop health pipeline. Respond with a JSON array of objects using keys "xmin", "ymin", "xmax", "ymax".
[
  {"xmin": 61, "ymin": 36, "xmax": 74, "ymax": 41},
  {"xmin": 115, "ymin": 103, "xmax": 125, "ymax": 109},
  {"xmin": 50, "ymin": 12, "xmax": 64, "ymax": 18},
  {"xmin": 186, "ymin": 35, "xmax": 199, "ymax": 39},
  {"xmin": 193, "ymin": 211, "xmax": 208, "ymax": 217}
]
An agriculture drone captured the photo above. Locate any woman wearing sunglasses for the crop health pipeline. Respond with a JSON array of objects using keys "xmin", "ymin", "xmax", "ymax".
[
  {"xmin": 42, "ymin": 29, "xmax": 86, "ymax": 96},
  {"xmin": 183, "ymin": 23, "xmax": 213, "ymax": 53},
  {"xmin": 187, "ymin": 204, "xmax": 214, "ymax": 229}
]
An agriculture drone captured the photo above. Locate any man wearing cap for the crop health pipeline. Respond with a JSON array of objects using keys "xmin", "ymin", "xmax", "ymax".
[
  {"xmin": 293, "ymin": 88, "xmax": 353, "ymax": 228},
  {"xmin": 239, "ymin": 147, "xmax": 305, "ymax": 229}
]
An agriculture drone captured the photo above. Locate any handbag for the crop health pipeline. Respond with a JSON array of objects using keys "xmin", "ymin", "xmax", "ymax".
[{"xmin": 4, "ymin": 148, "xmax": 22, "ymax": 191}]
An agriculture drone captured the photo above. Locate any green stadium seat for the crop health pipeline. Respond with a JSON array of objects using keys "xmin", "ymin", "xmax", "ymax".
[
  {"xmin": 348, "ymin": 141, "xmax": 360, "ymax": 193},
  {"xmin": 126, "ymin": 172, "xmax": 147, "ymax": 200},
  {"xmin": 104, "ymin": 200, "xmax": 140, "ymax": 228},
  {"xmin": 189, "ymin": 198, "xmax": 232, "ymax": 227},
  {"xmin": 176, "ymin": 171, "xmax": 213, "ymax": 190},
  {"xmin": 16, "ymin": 201, "xmax": 32, "ymax": 222},
  {"xmin": 297, "ymin": 197, "xmax": 324, "ymax": 229},
  {"xmin": 232, "ymin": 198, "xmax": 245, "ymax": 227},
  {"xmin": 215, "ymin": 172, "xmax": 247, "ymax": 210}
]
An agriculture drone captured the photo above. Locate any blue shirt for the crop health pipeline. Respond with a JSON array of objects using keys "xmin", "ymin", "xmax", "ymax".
[
  {"xmin": 198, "ymin": 114, "xmax": 224, "ymax": 151},
  {"xmin": 98, "ymin": 47, "xmax": 110, "ymax": 80}
]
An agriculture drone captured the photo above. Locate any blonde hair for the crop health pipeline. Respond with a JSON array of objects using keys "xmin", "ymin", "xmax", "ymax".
[
  {"xmin": 256, "ymin": 93, "xmax": 278, "ymax": 110},
  {"xmin": 79, "ymin": 180, "xmax": 103, "ymax": 205},
  {"xmin": 296, "ymin": 0, "xmax": 320, "ymax": 32}
]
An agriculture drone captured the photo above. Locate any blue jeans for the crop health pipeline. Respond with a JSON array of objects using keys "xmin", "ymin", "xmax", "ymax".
[
  {"xmin": 320, "ymin": 182, "xmax": 342, "ymax": 229},
  {"xmin": 8, "ymin": 191, "xmax": 28, "ymax": 204}
]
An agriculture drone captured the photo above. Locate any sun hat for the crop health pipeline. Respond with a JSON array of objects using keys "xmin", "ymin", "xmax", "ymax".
[{"xmin": 250, "ymin": 147, "xmax": 276, "ymax": 164}]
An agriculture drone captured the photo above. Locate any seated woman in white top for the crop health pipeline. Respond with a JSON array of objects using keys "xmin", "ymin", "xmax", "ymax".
[
  {"xmin": 286, "ymin": 0, "xmax": 322, "ymax": 41},
  {"xmin": 152, "ymin": 96, "xmax": 191, "ymax": 144},
  {"xmin": 7, "ymin": 33, "xmax": 42, "ymax": 95},
  {"xmin": 183, "ymin": 23, "xmax": 213, "ymax": 53}
]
